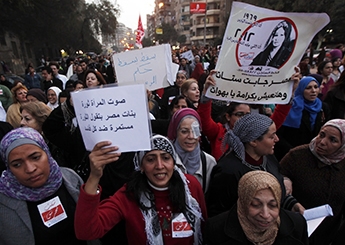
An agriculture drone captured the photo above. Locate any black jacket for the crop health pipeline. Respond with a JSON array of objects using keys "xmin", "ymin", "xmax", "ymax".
[
  {"xmin": 275, "ymin": 103, "xmax": 330, "ymax": 161},
  {"xmin": 205, "ymin": 205, "xmax": 309, "ymax": 245},
  {"xmin": 206, "ymin": 152, "xmax": 289, "ymax": 217},
  {"xmin": 324, "ymin": 87, "xmax": 345, "ymax": 119}
]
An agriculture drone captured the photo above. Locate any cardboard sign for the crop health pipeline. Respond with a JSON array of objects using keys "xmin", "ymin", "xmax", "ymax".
[
  {"xmin": 71, "ymin": 84, "xmax": 151, "ymax": 152},
  {"xmin": 113, "ymin": 44, "xmax": 175, "ymax": 91},
  {"xmin": 206, "ymin": 1, "xmax": 330, "ymax": 104}
]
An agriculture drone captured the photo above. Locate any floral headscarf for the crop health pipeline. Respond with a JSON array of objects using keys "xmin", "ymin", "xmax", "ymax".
[{"xmin": 0, "ymin": 127, "xmax": 62, "ymax": 201}]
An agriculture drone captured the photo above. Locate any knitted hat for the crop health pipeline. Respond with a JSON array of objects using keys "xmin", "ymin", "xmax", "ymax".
[
  {"xmin": 224, "ymin": 113, "xmax": 273, "ymax": 160},
  {"xmin": 330, "ymin": 49, "xmax": 342, "ymax": 60},
  {"xmin": 134, "ymin": 134, "xmax": 177, "ymax": 171}
]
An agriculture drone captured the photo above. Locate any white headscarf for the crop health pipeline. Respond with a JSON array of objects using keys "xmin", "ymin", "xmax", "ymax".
[{"xmin": 46, "ymin": 86, "xmax": 62, "ymax": 109}]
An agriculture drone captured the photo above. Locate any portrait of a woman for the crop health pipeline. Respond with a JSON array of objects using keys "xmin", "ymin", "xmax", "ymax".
[{"xmin": 250, "ymin": 20, "xmax": 295, "ymax": 68}]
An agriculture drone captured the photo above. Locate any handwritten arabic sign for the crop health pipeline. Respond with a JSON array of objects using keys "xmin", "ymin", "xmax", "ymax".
[
  {"xmin": 113, "ymin": 44, "xmax": 174, "ymax": 91},
  {"xmin": 71, "ymin": 84, "xmax": 151, "ymax": 152},
  {"xmin": 180, "ymin": 50, "xmax": 194, "ymax": 62},
  {"xmin": 206, "ymin": 1, "xmax": 329, "ymax": 104}
]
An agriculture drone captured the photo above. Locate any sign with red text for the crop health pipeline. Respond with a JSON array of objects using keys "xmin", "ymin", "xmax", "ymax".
[
  {"xmin": 206, "ymin": 1, "xmax": 329, "ymax": 104},
  {"xmin": 190, "ymin": 2, "xmax": 206, "ymax": 14}
]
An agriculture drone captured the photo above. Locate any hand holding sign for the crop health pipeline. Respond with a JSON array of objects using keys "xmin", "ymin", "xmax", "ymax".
[{"xmin": 206, "ymin": 1, "xmax": 329, "ymax": 104}]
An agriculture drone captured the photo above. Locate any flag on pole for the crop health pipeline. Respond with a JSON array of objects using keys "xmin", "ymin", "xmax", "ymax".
[{"xmin": 136, "ymin": 15, "xmax": 145, "ymax": 49}]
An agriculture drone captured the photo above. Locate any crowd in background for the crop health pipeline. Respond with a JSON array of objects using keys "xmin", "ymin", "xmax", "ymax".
[{"xmin": 0, "ymin": 42, "xmax": 345, "ymax": 245}]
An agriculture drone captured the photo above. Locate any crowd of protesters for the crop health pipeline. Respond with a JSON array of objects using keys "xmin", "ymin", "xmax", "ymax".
[{"xmin": 0, "ymin": 42, "xmax": 345, "ymax": 245}]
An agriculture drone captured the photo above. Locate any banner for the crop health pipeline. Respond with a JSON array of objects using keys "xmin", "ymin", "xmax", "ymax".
[
  {"xmin": 206, "ymin": 1, "xmax": 329, "ymax": 104},
  {"xmin": 71, "ymin": 84, "xmax": 151, "ymax": 152},
  {"xmin": 112, "ymin": 44, "xmax": 175, "ymax": 91},
  {"xmin": 190, "ymin": 2, "xmax": 207, "ymax": 14}
]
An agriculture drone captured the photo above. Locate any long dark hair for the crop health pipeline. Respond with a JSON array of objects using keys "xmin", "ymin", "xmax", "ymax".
[
  {"xmin": 126, "ymin": 169, "xmax": 187, "ymax": 213},
  {"xmin": 265, "ymin": 20, "xmax": 292, "ymax": 52}
]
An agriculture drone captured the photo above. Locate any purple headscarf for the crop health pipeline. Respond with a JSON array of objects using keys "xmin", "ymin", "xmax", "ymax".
[{"xmin": 0, "ymin": 127, "xmax": 62, "ymax": 201}]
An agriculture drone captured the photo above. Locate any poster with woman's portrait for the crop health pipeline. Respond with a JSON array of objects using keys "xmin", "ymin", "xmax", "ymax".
[{"xmin": 206, "ymin": 2, "xmax": 329, "ymax": 104}]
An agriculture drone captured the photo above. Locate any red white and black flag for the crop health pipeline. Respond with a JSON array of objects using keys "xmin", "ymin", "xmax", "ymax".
[{"xmin": 136, "ymin": 15, "xmax": 145, "ymax": 49}]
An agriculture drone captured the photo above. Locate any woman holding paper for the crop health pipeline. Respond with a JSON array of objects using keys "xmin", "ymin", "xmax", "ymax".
[
  {"xmin": 197, "ymin": 70, "xmax": 299, "ymax": 161},
  {"xmin": 75, "ymin": 134, "xmax": 206, "ymax": 245},
  {"xmin": 280, "ymin": 119, "xmax": 345, "ymax": 245},
  {"xmin": 205, "ymin": 171, "xmax": 308, "ymax": 244},
  {"xmin": 0, "ymin": 127, "xmax": 97, "ymax": 245}
]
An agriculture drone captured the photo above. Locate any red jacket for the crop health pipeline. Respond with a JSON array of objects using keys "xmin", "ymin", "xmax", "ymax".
[
  {"xmin": 197, "ymin": 100, "xmax": 291, "ymax": 161},
  {"xmin": 75, "ymin": 174, "xmax": 207, "ymax": 245}
]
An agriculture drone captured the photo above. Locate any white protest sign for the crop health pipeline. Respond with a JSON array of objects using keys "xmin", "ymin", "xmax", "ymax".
[
  {"xmin": 113, "ymin": 44, "xmax": 174, "ymax": 91},
  {"xmin": 71, "ymin": 84, "xmax": 151, "ymax": 152},
  {"xmin": 170, "ymin": 62, "xmax": 180, "ymax": 86},
  {"xmin": 206, "ymin": 1, "xmax": 329, "ymax": 104},
  {"xmin": 180, "ymin": 50, "xmax": 194, "ymax": 61}
]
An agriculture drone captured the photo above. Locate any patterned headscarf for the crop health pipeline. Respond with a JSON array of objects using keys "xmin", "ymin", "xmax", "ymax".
[
  {"xmin": 224, "ymin": 113, "xmax": 273, "ymax": 161},
  {"xmin": 0, "ymin": 127, "xmax": 62, "ymax": 201},
  {"xmin": 283, "ymin": 76, "xmax": 322, "ymax": 130},
  {"xmin": 134, "ymin": 134, "xmax": 177, "ymax": 171},
  {"xmin": 237, "ymin": 171, "xmax": 281, "ymax": 245},
  {"xmin": 309, "ymin": 119, "xmax": 345, "ymax": 165}
]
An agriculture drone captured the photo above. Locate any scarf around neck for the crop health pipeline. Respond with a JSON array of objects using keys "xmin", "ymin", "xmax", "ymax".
[
  {"xmin": 139, "ymin": 166, "xmax": 203, "ymax": 245},
  {"xmin": 283, "ymin": 76, "xmax": 322, "ymax": 130},
  {"xmin": 237, "ymin": 171, "xmax": 281, "ymax": 245},
  {"xmin": 174, "ymin": 140, "xmax": 200, "ymax": 175},
  {"xmin": 309, "ymin": 119, "xmax": 345, "ymax": 165}
]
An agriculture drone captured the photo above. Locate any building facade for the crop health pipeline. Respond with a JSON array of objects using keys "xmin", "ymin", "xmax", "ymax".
[{"xmin": 148, "ymin": 0, "xmax": 232, "ymax": 46}]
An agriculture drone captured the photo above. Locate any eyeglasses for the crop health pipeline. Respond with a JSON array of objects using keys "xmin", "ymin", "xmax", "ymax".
[{"xmin": 232, "ymin": 112, "xmax": 250, "ymax": 117}]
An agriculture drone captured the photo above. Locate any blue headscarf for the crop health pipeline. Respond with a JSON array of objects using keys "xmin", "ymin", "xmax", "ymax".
[
  {"xmin": 283, "ymin": 76, "xmax": 322, "ymax": 130},
  {"xmin": 0, "ymin": 127, "xmax": 62, "ymax": 201}
]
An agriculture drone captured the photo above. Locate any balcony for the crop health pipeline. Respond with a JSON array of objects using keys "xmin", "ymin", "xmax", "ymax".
[
  {"xmin": 194, "ymin": 22, "xmax": 221, "ymax": 28},
  {"xmin": 207, "ymin": 9, "xmax": 221, "ymax": 15},
  {"xmin": 190, "ymin": 34, "xmax": 219, "ymax": 41}
]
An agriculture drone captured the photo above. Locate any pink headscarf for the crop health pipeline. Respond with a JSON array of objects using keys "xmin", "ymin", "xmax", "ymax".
[
  {"xmin": 309, "ymin": 119, "xmax": 345, "ymax": 165},
  {"xmin": 167, "ymin": 108, "xmax": 202, "ymax": 141}
]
